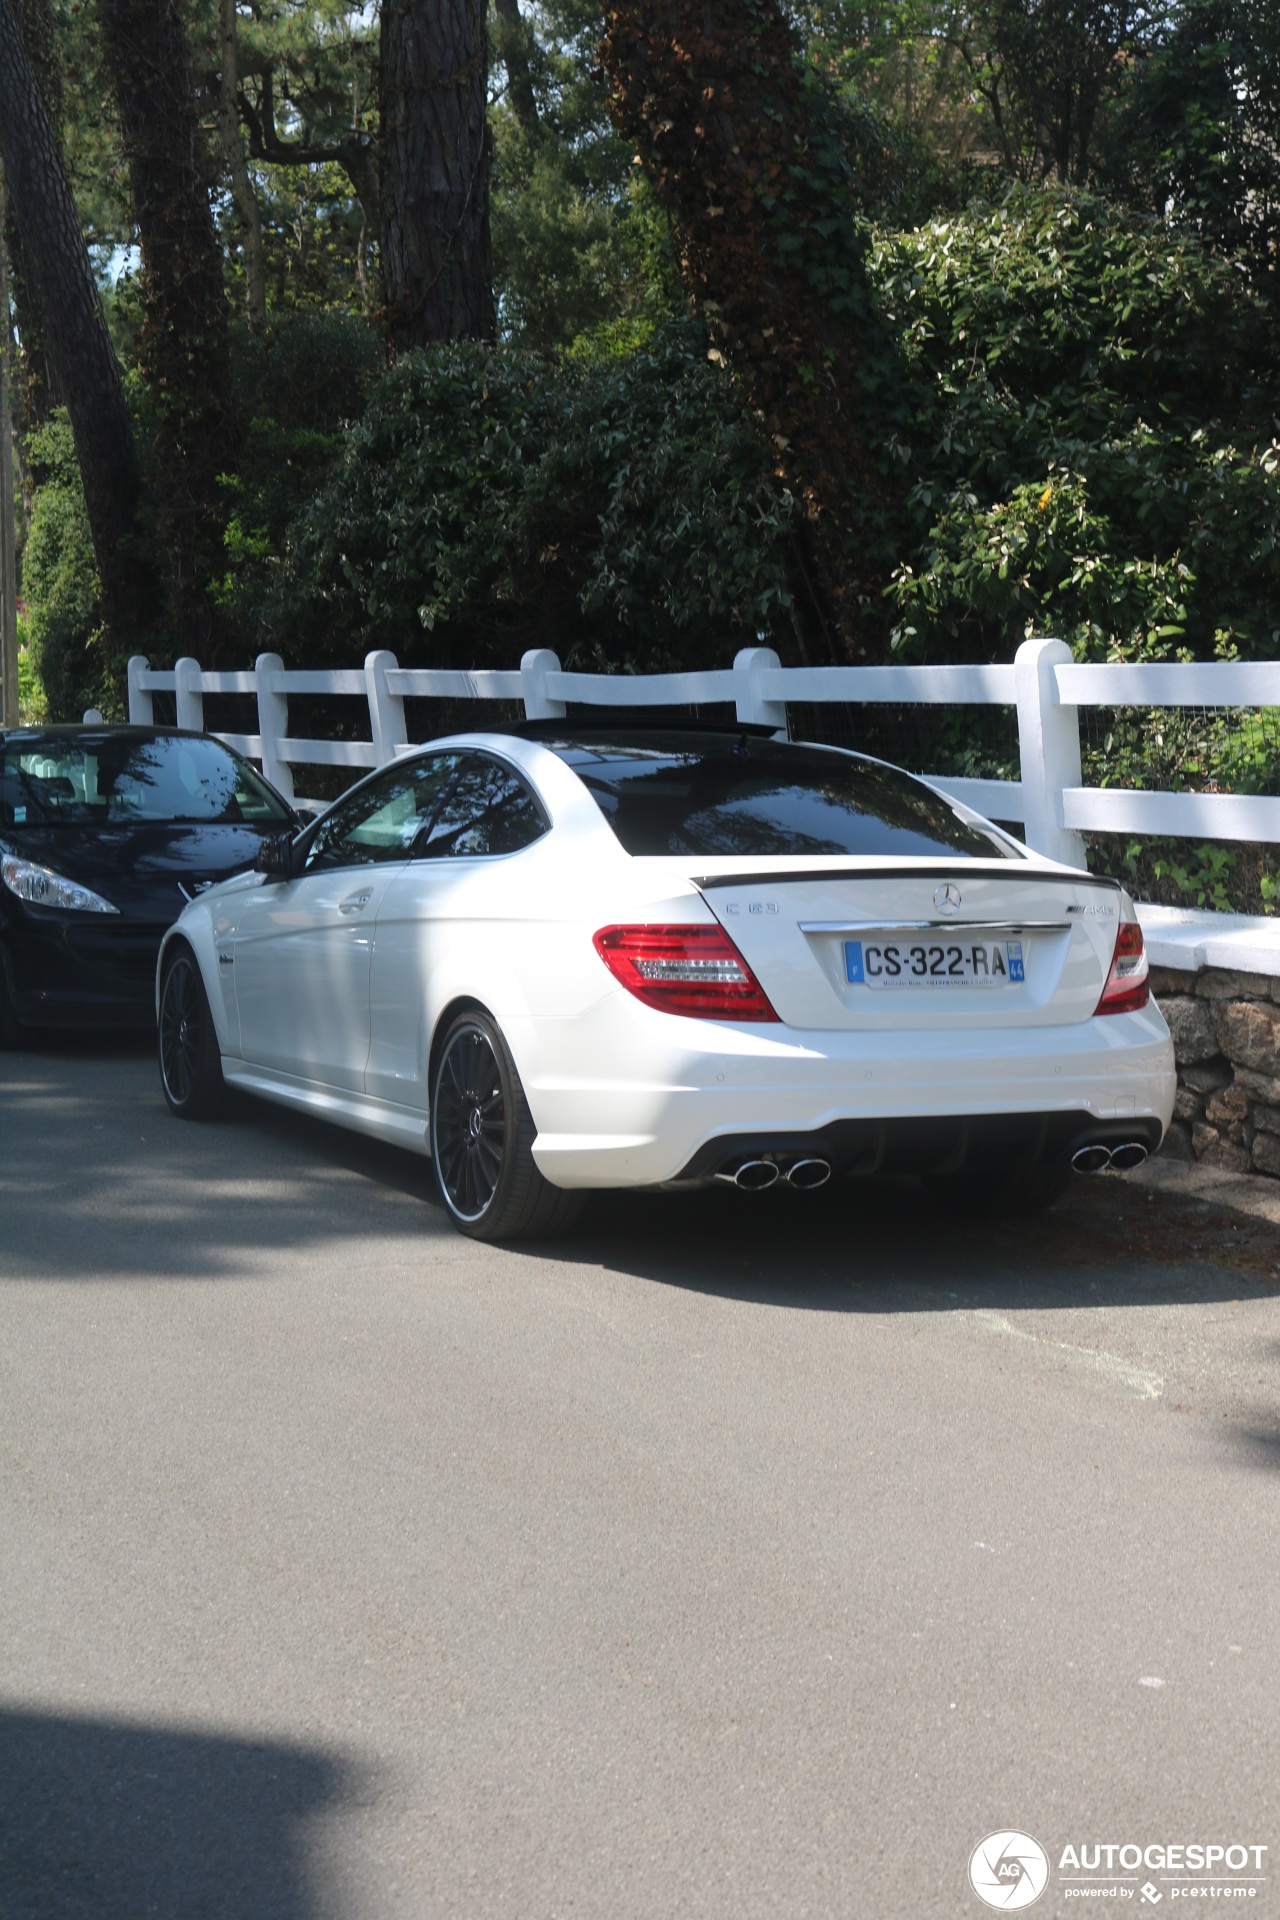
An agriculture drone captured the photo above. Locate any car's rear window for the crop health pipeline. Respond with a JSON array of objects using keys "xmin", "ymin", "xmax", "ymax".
[
  {"xmin": 0, "ymin": 735, "xmax": 293, "ymax": 828},
  {"xmin": 543, "ymin": 733, "xmax": 1020, "ymax": 860}
]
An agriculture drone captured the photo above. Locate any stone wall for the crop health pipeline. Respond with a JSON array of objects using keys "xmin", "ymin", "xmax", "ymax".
[{"xmin": 1151, "ymin": 966, "xmax": 1280, "ymax": 1179}]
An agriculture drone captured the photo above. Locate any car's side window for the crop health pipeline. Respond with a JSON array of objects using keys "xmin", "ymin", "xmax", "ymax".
[
  {"xmin": 414, "ymin": 754, "xmax": 548, "ymax": 860},
  {"xmin": 305, "ymin": 754, "xmax": 468, "ymax": 870}
]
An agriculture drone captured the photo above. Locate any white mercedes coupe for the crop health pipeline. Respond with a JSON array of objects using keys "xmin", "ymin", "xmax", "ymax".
[{"xmin": 156, "ymin": 724, "xmax": 1175, "ymax": 1239}]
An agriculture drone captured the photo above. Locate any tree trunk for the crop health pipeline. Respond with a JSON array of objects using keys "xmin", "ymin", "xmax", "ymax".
[
  {"xmin": 0, "ymin": 183, "xmax": 18, "ymax": 726},
  {"xmin": 0, "ymin": 0, "xmax": 153, "ymax": 663},
  {"xmin": 218, "ymin": 0, "xmax": 266, "ymax": 326},
  {"xmin": 380, "ymin": 0, "xmax": 495, "ymax": 349},
  {"xmin": 8, "ymin": 0, "xmax": 65, "ymax": 440},
  {"xmin": 98, "ymin": 0, "xmax": 239, "ymax": 660},
  {"xmin": 602, "ymin": 0, "xmax": 901, "ymax": 661}
]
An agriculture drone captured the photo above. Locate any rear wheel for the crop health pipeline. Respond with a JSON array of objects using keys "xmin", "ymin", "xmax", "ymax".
[
  {"xmin": 430, "ymin": 1011, "xmax": 583, "ymax": 1241},
  {"xmin": 158, "ymin": 947, "xmax": 227, "ymax": 1119},
  {"xmin": 927, "ymin": 1159, "xmax": 1072, "ymax": 1217}
]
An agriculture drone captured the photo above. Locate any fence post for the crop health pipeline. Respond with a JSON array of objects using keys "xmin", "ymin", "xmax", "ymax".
[
  {"xmin": 520, "ymin": 649, "xmax": 565, "ymax": 720},
  {"xmin": 733, "ymin": 647, "xmax": 788, "ymax": 731},
  {"xmin": 1015, "ymin": 637, "xmax": 1087, "ymax": 868},
  {"xmin": 174, "ymin": 657, "xmax": 205, "ymax": 732},
  {"xmin": 365, "ymin": 650, "xmax": 407, "ymax": 765},
  {"xmin": 127, "ymin": 656, "xmax": 153, "ymax": 724},
  {"xmin": 254, "ymin": 652, "xmax": 295, "ymax": 802}
]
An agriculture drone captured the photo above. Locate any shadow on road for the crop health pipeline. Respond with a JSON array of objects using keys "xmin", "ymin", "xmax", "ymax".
[
  {"xmin": 4, "ymin": 1036, "xmax": 1278, "ymax": 1316},
  {"xmin": 547, "ymin": 1173, "xmax": 1280, "ymax": 1315},
  {"xmin": 0, "ymin": 1706, "xmax": 353, "ymax": 1920}
]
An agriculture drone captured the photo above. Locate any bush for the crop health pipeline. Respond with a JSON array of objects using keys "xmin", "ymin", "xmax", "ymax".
[
  {"xmin": 871, "ymin": 183, "xmax": 1280, "ymax": 662},
  {"xmin": 216, "ymin": 312, "xmax": 384, "ymax": 636},
  {"xmin": 264, "ymin": 325, "xmax": 798, "ymax": 671},
  {"xmin": 21, "ymin": 414, "xmax": 109, "ymax": 721},
  {"xmin": 16, "ymin": 623, "xmax": 48, "ymax": 724}
]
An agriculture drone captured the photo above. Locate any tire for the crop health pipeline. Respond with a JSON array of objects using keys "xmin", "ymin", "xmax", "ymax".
[
  {"xmin": 430, "ymin": 1010, "xmax": 584, "ymax": 1241},
  {"xmin": 158, "ymin": 947, "xmax": 228, "ymax": 1119},
  {"xmin": 0, "ymin": 950, "xmax": 23, "ymax": 1051},
  {"xmin": 927, "ymin": 1158, "xmax": 1072, "ymax": 1218}
]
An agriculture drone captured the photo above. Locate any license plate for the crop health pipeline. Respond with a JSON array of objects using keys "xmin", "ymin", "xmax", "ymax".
[{"xmin": 845, "ymin": 938, "xmax": 1025, "ymax": 989}]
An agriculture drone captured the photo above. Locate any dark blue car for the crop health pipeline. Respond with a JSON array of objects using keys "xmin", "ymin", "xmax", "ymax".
[{"xmin": 0, "ymin": 726, "xmax": 296, "ymax": 1045}]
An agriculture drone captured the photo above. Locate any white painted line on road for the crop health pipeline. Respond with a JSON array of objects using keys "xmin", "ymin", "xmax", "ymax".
[{"xmin": 969, "ymin": 1309, "xmax": 1165, "ymax": 1401}]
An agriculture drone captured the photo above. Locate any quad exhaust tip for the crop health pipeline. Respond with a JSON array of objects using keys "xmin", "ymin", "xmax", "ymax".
[
  {"xmin": 1072, "ymin": 1140, "xmax": 1149, "ymax": 1174},
  {"xmin": 787, "ymin": 1158, "xmax": 832, "ymax": 1191},
  {"xmin": 720, "ymin": 1144, "xmax": 1148, "ymax": 1186},
  {"xmin": 716, "ymin": 1157, "xmax": 833, "ymax": 1191},
  {"xmin": 731, "ymin": 1158, "xmax": 781, "ymax": 1191}
]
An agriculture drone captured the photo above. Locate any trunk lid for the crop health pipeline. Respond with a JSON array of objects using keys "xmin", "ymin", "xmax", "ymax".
[{"xmin": 686, "ymin": 859, "xmax": 1124, "ymax": 1031}]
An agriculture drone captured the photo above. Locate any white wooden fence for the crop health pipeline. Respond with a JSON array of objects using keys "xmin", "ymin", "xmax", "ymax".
[{"xmin": 125, "ymin": 638, "xmax": 1280, "ymax": 876}]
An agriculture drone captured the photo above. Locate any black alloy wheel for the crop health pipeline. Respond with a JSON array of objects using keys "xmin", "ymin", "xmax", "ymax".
[
  {"xmin": 433, "ymin": 1020, "xmax": 506, "ymax": 1221},
  {"xmin": 158, "ymin": 947, "xmax": 227, "ymax": 1119},
  {"xmin": 430, "ymin": 1011, "xmax": 583, "ymax": 1241}
]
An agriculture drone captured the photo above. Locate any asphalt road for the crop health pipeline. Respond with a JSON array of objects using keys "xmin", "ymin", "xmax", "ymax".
[{"xmin": 2, "ymin": 1035, "xmax": 1278, "ymax": 1920}]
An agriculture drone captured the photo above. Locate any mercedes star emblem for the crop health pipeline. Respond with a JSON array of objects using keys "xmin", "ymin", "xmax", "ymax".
[{"xmin": 933, "ymin": 882, "xmax": 962, "ymax": 915}]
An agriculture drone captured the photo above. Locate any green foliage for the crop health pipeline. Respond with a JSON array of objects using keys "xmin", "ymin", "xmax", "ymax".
[
  {"xmin": 873, "ymin": 184, "xmax": 1280, "ymax": 661},
  {"xmin": 263, "ymin": 327, "xmax": 797, "ymax": 669},
  {"xmin": 54, "ymin": 0, "xmax": 133, "ymax": 254},
  {"xmin": 19, "ymin": 414, "xmax": 109, "ymax": 721},
  {"xmin": 489, "ymin": 0, "xmax": 681, "ymax": 351},
  {"xmin": 801, "ymin": 1, "xmax": 995, "ymax": 172},
  {"xmin": 493, "ymin": 158, "xmax": 678, "ymax": 354},
  {"xmin": 18, "ymin": 0, "xmax": 1280, "ymax": 709},
  {"xmin": 227, "ymin": 0, "xmax": 376, "ymax": 153},
  {"xmin": 215, "ymin": 311, "xmax": 383, "ymax": 630},
  {"xmin": 1082, "ymin": 702, "xmax": 1280, "ymax": 799},
  {"xmin": 205, "ymin": 0, "xmax": 379, "ymax": 319},
  {"xmin": 16, "ymin": 631, "xmax": 48, "ymax": 724},
  {"xmin": 1119, "ymin": 0, "xmax": 1280, "ymax": 314},
  {"xmin": 250, "ymin": 161, "xmax": 371, "ymax": 317},
  {"xmin": 1105, "ymin": 837, "xmax": 1279, "ymax": 917}
]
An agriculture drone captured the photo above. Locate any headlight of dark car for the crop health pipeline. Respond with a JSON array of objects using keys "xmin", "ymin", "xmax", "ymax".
[{"xmin": 1, "ymin": 854, "xmax": 120, "ymax": 914}]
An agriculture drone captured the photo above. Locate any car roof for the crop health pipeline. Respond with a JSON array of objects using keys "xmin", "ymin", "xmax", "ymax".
[
  {"xmin": 510, "ymin": 718, "xmax": 782, "ymax": 741},
  {"xmin": 0, "ymin": 725, "xmax": 210, "ymax": 747}
]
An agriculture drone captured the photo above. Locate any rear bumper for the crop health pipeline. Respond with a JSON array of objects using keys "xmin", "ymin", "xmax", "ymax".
[
  {"xmin": 516, "ymin": 997, "xmax": 1176, "ymax": 1189},
  {"xmin": 671, "ymin": 1110, "xmax": 1164, "ymax": 1185}
]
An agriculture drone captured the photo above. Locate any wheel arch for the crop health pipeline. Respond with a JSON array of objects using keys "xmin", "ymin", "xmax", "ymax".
[
  {"xmin": 427, "ymin": 995, "xmax": 493, "ymax": 1116},
  {"xmin": 157, "ymin": 922, "xmax": 234, "ymax": 1055}
]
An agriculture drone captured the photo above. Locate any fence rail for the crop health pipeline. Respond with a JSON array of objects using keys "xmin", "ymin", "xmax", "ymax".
[{"xmin": 125, "ymin": 639, "xmax": 1280, "ymax": 875}]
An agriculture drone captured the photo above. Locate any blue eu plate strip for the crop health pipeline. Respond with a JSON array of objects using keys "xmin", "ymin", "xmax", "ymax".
[{"xmin": 845, "ymin": 940, "xmax": 865, "ymax": 984}]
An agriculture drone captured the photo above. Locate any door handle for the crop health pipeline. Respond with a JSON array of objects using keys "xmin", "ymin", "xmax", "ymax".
[{"xmin": 339, "ymin": 891, "xmax": 373, "ymax": 914}]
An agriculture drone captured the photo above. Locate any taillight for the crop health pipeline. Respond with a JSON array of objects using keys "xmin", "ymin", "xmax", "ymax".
[
  {"xmin": 593, "ymin": 924, "xmax": 779, "ymax": 1022},
  {"xmin": 1095, "ymin": 919, "xmax": 1150, "ymax": 1015}
]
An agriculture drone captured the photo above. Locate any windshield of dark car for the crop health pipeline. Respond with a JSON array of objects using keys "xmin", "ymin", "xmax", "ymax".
[
  {"xmin": 0, "ymin": 735, "xmax": 293, "ymax": 829},
  {"xmin": 543, "ymin": 732, "xmax": 1020, "ymax": 860}
]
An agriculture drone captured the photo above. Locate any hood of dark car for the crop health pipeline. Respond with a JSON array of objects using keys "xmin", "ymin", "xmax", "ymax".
[{"xmin": 0, "ymin": 822, "xmax": 275, "ymax": 920}]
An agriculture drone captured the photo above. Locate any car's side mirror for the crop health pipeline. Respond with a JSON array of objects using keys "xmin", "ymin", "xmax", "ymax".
[{"xmin": 254, "ymin": 832, "xmax": 296, "ymax": 880}]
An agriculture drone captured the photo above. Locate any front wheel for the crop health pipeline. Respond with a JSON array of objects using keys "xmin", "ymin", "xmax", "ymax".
[
  {"xmin": 158, "ymin": 947, "xmax": 228, "ymax": 1119},
  {"xmin": 430, "ymin": 1011, "xmax": 583, "ymax": 1241}
]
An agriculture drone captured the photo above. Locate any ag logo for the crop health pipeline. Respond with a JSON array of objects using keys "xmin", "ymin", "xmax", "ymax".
[{"xmin": 968, "ymin": 1831, "xmax": 1050, "ymax": 1909}]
